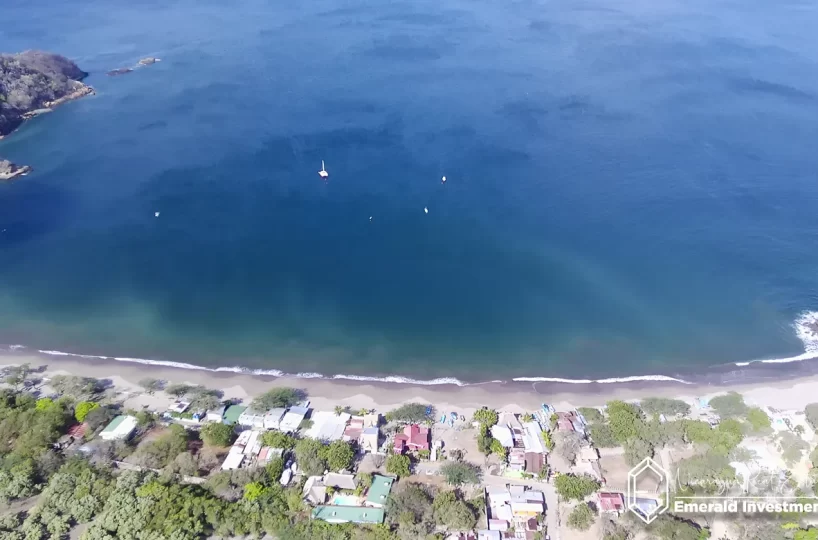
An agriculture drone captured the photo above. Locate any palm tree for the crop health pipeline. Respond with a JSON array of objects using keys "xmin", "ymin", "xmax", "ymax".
[
  {"xmin": 358, "ymin": 408, "xmax": 369, "ymax": 417},
  {"xmin": 521, "ymin": 413, "xmax": 534, "ymax": 423},
  {"xmin": 334, "ymin": 405, "xmax": 344, "ymax": 416}
]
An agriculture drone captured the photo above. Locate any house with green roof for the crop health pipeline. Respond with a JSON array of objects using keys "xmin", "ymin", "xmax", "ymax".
[
  {"xmin": 364, "ymin": 475, "xmax": 394, "ymax": 508},
  {"xmin": 99, "ymin": 415, "xmax": 138, "ymax": 441},
  {"xmin": 222, "ymin": 405, "xmax": 247, "ymax": 426},
  {"xmin": 311, "ymin": 505, "xmax": 384, "ymax": 524}
]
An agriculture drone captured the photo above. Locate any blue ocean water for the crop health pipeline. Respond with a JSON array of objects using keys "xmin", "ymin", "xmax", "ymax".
[{"xmin": 2, "ymin": 0, "xmax": 818, "ymax": 382}]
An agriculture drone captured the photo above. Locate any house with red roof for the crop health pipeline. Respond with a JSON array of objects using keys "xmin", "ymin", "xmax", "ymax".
[
  {"xmin": 598, "ymin": 492, "xmax": 625, "ymax": 513},
  {"xmin": 393, "ymin": 424, "xmax": 430, "ymax": 454}
]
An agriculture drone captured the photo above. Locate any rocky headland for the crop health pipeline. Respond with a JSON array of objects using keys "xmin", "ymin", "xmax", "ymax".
[{"xmin": 0, "ymin": 159, "xmax": 31, "ymax": 180}]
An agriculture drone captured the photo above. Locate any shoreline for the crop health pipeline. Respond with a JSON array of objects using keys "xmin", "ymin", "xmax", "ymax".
[{"xmin": 5, "ymin": 347, "xmax": 818, "ymax": 413}]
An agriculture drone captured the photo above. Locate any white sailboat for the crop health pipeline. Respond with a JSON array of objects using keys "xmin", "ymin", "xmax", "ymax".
[{"xmin": 318, "ymin": 160, "xmax": 329, "ymax": 179}]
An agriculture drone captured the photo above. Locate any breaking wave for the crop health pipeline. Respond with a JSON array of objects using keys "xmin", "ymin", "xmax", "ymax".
[
  {"xmin": 2, "ymin": 311, "xmax": 817, "ymax": 386},
  {"xmin": 733, "ymin": 311, "xmax": 818, "ymax": 367}
]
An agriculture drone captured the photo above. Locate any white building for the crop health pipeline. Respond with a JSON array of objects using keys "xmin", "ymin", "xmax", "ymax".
[
  {"xmin": 264, "ymin": 408, "xmax": 287, "ymax": 430},
  {"xmin": 99, "ymin": 415, "xmax": 138, "ymax": 441},
  {"xmin": 206, "ymin": 406, "xmax": 226, "ymax": 423},
  {"xmin": 280, "ymin": 406, "xmax": 310, "ymax": 433},
  {"xmin": 237, "ymin": 408, "xmax": 266, "ymax": 429},
  {"xmin": 307, "ymin": 411, "xmax": 351, "ymax": 442}
]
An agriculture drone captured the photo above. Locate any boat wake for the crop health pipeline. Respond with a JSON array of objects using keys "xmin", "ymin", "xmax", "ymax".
[{"xmin": 2, "ymin": 311, "xmax": 817, "ymax": 387}]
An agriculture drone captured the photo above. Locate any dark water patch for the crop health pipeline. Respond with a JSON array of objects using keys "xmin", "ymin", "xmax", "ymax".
[{"xmin": 728, "ymin": 77, "xmax": 815, "ymax": 102}]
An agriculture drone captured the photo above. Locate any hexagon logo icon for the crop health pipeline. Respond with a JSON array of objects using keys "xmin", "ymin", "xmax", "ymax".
[{"xmin": 627, "ymin": 456, "xmax": 669, "ymax": 524}]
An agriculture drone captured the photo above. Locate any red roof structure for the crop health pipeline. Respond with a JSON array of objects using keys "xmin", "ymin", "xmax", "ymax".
[
  {"xmin": 393, "ymin": 424, "xmax": 430, "ymax": 453},
  {"xmin": 598, "ymin": 492, "xmax": 625, "ymax": 512},
  {"xmin": 67, "ymin": 423, "xmax": 88, "ymax": 438}
]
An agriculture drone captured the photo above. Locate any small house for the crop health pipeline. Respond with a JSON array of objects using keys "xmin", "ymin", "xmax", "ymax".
[
  {"xmin": 280, "ymin": 406, "xmax": 309, "ymax": 433},
  {"xmin": 238, "ymin": 408, "xmax": 266, "ymax": 429},
  {"xmin": 364, "ymin": 475, "xmax": 394, "ymax": 508},
  {"xmin": 311, "ymin": 506, "xmax": 384, "ymax": 525},
  {"xmin": 324, "ymin": 473, "xmax": 357, "ymax": 491},
  {"xmin": 393, "ymin": 424, "xmax": 430, "ymax": 454},
  {"xmin": 359, "ymin": 426, "xmax": 379, "ymax": 453},
  {"xmin": 206, "ymin": 406, "xmax": 226, "ymax": 423},
  {"xmin": 223, "ymin": 405, "xmax": 246, "ymax": 426},
  {"xmin": 167, "ymin": 400, "xmax": 191, "ymax": 414},
  {"xmin": 99, "ymin": 415, "xmax": 138, "ymax": 441},
  {"xmin": 598, "ymin": 492, "xmax": 625, "ymax": 513},
  {"xmin": 263, "ymin": 408, "xmax": 287, "ymax": 430}
]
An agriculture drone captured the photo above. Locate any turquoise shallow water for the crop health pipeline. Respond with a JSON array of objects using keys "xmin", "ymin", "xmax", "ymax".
[{"xmin": 2, "ymin": 0, "xmax": 818, "ymax": 382}]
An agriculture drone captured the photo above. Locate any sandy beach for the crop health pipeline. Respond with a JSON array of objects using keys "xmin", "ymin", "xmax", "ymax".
[{"xmin": 4, "ymin": 350, "xmax": 818, "ymax": 415}]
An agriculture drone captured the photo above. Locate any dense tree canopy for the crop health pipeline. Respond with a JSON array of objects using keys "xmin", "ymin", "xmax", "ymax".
[
  {"xmin": 251, "ymin": 387, "xmax": 306, "ymax": 411},
  {"xmin": 472, "ymin": 407, "xmax": 499, "ymax": 427},
  {"xmin": 433, "ymin": 490, "xmax": 477, "ymax": 530},
  {"xmin": 386, "ymin": 454, "xmax": 411, "ymax": 478},
  {"xmin": 200, "ymin": 422, "xmax": 235, "ymax": 447},
  {"xmin": 75, "ymin": 401, "xmax": 100, "ymax": 423},
  {"xmin": 385, "ymin": 403, "xmax": 433, "ymax": 424},
  {"xmin": 440, "ymin": 461, "xmax": 481, "ymax": 486},
  {"xmin": 567, "ymin": 502, "xmax": 596, "ymax": 530},
  {"xmin": 260, "ymin": 430, "xmax": 296, "ymax": 450},
  {"xmin": 554, "ymin": 473, "xmax": 600, "ymax": 501},
  {"xmin": 640, "ymin": 397, "xmax": 690, "ymax": 417},
  {"xmin": 708, "ymin": 392, "xmax": 747, "ymax": 418},
  {"xmin": 577, "ymin": 407, "xmax": 603, "ymax": 423}
]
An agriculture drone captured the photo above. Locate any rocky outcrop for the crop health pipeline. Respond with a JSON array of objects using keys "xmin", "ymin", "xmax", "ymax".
[
  {"xmin": 0, "ymin": 50, "xmax": 94, "ymax": 138},
  {"xmin": 0, "ymin": 159, "xmax": 31, "ymax": 181}
]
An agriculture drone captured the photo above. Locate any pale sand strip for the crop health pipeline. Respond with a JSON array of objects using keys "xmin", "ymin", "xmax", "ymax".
[{"xmin": 3, "ymin": 352, "xmax": 818, "ymax": 413}]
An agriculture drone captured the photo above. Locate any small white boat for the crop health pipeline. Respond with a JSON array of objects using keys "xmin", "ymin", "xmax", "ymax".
[
  {"xmin": 280, "ymin": 468, "xmax": 292, "ymax": 486},
  {"xmin": 318, "ymin": 160, "xmax": 329, "ymax": 179},
  {"xmin": 424, "ymin": 207, "xmax": 428, "ymax": 214},
  {"xmin": 441, "ymin": 176, "xmax": 446, "ymax": 183},
  {"xmin": 154, "ymin": 211, "xmax": 160, "ymax": 217}
]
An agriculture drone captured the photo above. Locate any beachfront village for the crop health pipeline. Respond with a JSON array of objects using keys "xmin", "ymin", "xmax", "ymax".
[{"xmin": 3, "ymin": 365, "xmax": 818, "ymax": 539}]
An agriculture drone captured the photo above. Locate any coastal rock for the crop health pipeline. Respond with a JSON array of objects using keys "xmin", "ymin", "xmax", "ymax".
[
  {"xmin": 107, "ymin": 67, "xmax": 133, "ymax": 76},
  {"xmin": 0, "ymin": 159, "xmax": 32, "ymax": 181},
  {"xmin": 0, "ymin": 50, "xmax": 94, "ymax": 138}
]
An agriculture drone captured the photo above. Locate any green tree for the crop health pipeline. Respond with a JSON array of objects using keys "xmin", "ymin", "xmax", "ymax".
[
  {"xmin": 386, "ymin": 454, "xmax": 411, "ymax": 478},
  {"xmin": 50, "ymin": 375, "xmax": 104, "ymax": 400},
  {"xmin": 472, "ymin": 407, "xmax": 499, "ymax": 427},
  {"xmin": 806, "ymin": 404, "xmax": 818, "ymax": 430},
  {"xmin": 200, "ymin": 422, "xmax": 234, "ymax": 446},
  {"xmin": 490, "ymin": 438, "xmax": 508, "ymax": 460},
  {"xmin": 709, "ymin": 392, "xmax": 747, "ymax": 418},
  {"xmin": 433, "ymin": 490, "xmax": 477, "ymax": 530},
  {"xmin": 75, "ymin": 401, "xmax": 100, "ymax": 423},
  {"xmin": 252, "ymin": 387, "xmax": 306, "ymax": 411},
  {"xmin": 357, "ymin": 472, "xmax": 373, "ymax": 490},
  {"xmin": 243, "ymin": 481, "xmax": 267, "ymax": 501},
  {"xmin": 624, "ymin": 437, "xmax": 654, "ymax": 466},
  {"xmin": 640, "ymin": 397, "xmax": 690, "ymax": 417},
  {"xmin": 326, "ymin": 440, "xmax": 354, "ymax": 471},
  {"xmin": 578, "ymin": 407, "xmax": 603, "ymax": 423},
  {"xmin": 477, "ymin": 424, "xmax": 493, "ymax": 455},
  {"xmin": 294, "ymin": 438, "xmax": 327, "ymax": 476},
  {"xmin": 260, "ymin": 430, "xmax": 296, "ymax": 449},
  {"xmin": 567, "ymin": 502, "xmax": 596, "ymax": 531},
  {"xmin": 746, "ymin": 407, "xmax": 771, "ymax": 431},
  {"xmin": 138, "ymin": 378, "xmax": 163, "ymax": 394},
  {"xmin": 440, "ymin": 461, "xmax": 481, "ymax": 486},
  {"xmin": 606, "ymin": 401, "xmax": 643, "ymax": 444},
  {"xmin": 35, "ymin": 397, "xmax": 55, "ymax": 411},
  {"xmin": 164, "ymin": 383, "xmax": 194, "ymax": 398},
  {"xmin": 554, "ymin": 474, "xmax": 600, "ymax": 501},
  {"xmin": 3, "ymin": 364, "xmax": 33, "ymax": 391},
  {"xmin": 385, "ymin": 482, "xmax": 433, "ymax": 529},
  {"xmin": 385, "ymin": 403, "xmax": 433, "ymax": 424},
  {"xmin": 589, "ymin": 423, "xmax": 617, "ymax": 448}
]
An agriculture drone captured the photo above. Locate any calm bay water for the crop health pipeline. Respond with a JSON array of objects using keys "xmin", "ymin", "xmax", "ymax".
[{"xmin": 2, "ymin": 0, "xmax": 818, "ymax": 382}]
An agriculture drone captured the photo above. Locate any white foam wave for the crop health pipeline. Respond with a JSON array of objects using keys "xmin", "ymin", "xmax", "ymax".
[
  {"xmin": 732, "ymin": 311, "xmax": 818, "ymax": 367},
  {"xmin": 513, "ymin": 375, "xmax": 691, "ymax": 384}
]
